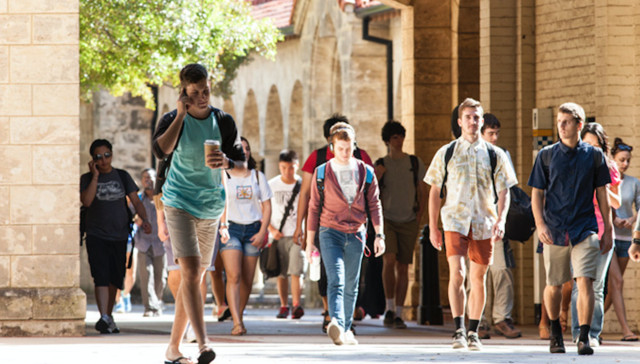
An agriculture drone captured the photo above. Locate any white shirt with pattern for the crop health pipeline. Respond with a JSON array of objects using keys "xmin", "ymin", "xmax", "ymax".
[{"xmin": 424, "ymin": 137, "xmax": 518, "ymax": 240}]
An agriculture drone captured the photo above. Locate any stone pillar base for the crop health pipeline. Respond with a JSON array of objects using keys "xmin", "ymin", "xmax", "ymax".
[{"xmin": 0, "ymin": 287, "xmax": 86, "ymax": 337}]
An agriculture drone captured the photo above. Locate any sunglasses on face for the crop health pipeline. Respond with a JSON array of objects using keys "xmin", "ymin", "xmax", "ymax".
[{"xmin": 93, "ymin": 152, "xmax": 112, "ymax": 161}]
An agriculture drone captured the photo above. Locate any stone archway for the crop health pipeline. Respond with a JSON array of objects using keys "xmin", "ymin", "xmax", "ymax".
[
  {"xmin": 242, "ymin": 89, "xmax": 260, "ymax": 161},
  {"xmin": 263, "ymin": 85, "xmax": 284, "ymax": 179},
  {"xmin": 289, "ymin": 80, "xmax": 304, "ymax": 159},
  {"xmin": 309, "ymin": 15, "xmax": 340, "ymax": 151}
]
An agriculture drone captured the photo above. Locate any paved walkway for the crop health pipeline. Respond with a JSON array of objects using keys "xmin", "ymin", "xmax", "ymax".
[{"xmin": 2, "ymin": 305, "xmax": 639, "ymax": 364}]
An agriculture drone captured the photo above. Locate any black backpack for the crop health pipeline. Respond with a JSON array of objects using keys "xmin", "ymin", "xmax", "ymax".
[
  {"xmin": 375, "ymin": 155, "xmax": 420, "ymax": 212},
  {"xmin": 440, "ymin": 140, "xmax": 536, "ymax": 242}
]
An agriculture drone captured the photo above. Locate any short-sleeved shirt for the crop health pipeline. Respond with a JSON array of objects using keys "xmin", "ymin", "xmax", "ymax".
[
  {"xmin": 161, "ymin": 112, "xmax": 225, "ymax": 219},
  {"xmin": 379, "ymin": 154, "xmax": 427, "ymax": 223},
  {"xmin": 424, "ymin": 137, "xmax": 518, "ymax": 240},
  {"xmin": 528, "ymin": 141, "xmax": 611, "ymax": 246},
  {"xmin": 134, "ymin": 192, "xmax": 165, "ymax": 257},
  {"xmin": 268, "ymin": 175, "xmax": 302, "ymax": 237},
  {"xmin": 614, "ymin": 174, "xmax": 640, "ymax": 240},
  {"xmin": 301, "ymin": 146, "xmax": 373, "ymax": 174},
  {"xmin": 80, "ymin": 169, "xmax": 138, "ymax": 241},
  {"xmin": 225, "ymin": 169, "xmax": 273, "ymax": 224}
]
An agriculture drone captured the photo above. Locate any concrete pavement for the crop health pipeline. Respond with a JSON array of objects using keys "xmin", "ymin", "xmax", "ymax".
[{"xmin": 2, "ymin": 305, "xmax": 639, "ymax": 364}]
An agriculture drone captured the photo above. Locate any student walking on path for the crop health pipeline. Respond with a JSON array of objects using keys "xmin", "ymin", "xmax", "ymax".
[
  {"xmin": 305, "ymin": 122, "xmax": 385, "ymax": 346},
  {"xmin": 152, "ymin": 64, "xmax": 245, "ymax": 364},
  {"xmin": 219, "ymin": 136, "xmax": 272, "ymax": 336},
  {"xmin": 528, "ymin": 102, "xmax": 613, "ymax": 356},
  {"xmin": 80, "ymin": 139, "xmax": 152, "ymax": 334},
  {"xmin": 569, "ymin": 122, "xmax": 621, "ymax": 346},
  {"xmin": 425, "ymin": 98, "xmax": 517, "ymax": 351},
  {"xmin": 606, "ymin": 137, "xmax": 640, "ymax": 342},
  {"xmin": 374, "ymin": 121, "xmax": 427, "ymax": 330}
]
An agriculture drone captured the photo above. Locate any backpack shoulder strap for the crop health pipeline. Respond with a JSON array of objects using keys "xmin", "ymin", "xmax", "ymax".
[
  {"xmin": 354, "ymin": 147, "xmax": 363, "ymax": 161},
  {"xmin": 486, "ymin": 143, "xmax": 498, "ymax": 204},
  {"xmin": 316, "ymin": 147, "xmax": 328, "ymax": 167},
  {"xmin": 315, "ymin": 163, "xmax": 327, "ymax": 225},
  {"xmin": 440, "ymin": 141, "xmax": 457, "ymax": 199},
  {"xmin": 409, "ymin": 154, "xmax": 419, "ymax": 207},
  {"xmin": 362, "ymin": 164, "xmax": 375, "ymax": 217}
]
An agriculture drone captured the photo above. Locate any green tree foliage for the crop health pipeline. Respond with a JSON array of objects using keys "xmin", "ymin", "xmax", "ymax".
[{"xmin": 80, "ymin": 0, "xmax": 282, "ymax": 108}]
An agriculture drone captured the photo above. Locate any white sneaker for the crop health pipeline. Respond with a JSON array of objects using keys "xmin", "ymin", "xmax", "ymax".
[
  {"xmin": 344, "ymin": 330, "xmax": 358, "ymax": 345},
  {"xmin": 589, "ymin": 337, "xmax": 600, "ymax": 347},
  {"xmin": 467, "ymin": 331, "xmax": 483, "ymax": 351},
  {"xmin": 452, "ymin": 328, "xmax": 467, "ymax": 349},
  {"xmin": 327, "ymin": 318, "xmax": 344, "ymax": 345}
]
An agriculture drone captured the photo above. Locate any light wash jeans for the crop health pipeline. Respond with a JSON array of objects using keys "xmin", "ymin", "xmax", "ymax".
[
  {"xmin": 571, "ymin": 242, "xmax": 614, "ymax": 341},
  {"xmin": 319, "ymin": 226, "xmax": 365, "ymax": 332}
]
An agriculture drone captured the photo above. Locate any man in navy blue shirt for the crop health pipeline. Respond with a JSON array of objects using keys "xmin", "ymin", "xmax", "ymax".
[{"xmin": 528, "ymin": 102, "xmax": 613, "ymax": 355}]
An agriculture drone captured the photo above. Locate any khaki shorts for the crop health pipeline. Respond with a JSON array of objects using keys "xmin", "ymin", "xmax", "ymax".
[
  {"xmin": 542, "ymin": 233, "xmax": 600, "ymax": 286},
  {"xmin": 444, "ymin": 229, "xmax": 494, "ymax": 266},
  {"xmin": 164, "ymin": 205, "xmax": 218, "ymax": 268},
  {"xmin": 384, "ymin": 218, "xmax": 419, "ymax": 265},
  {"xmin": 276, "ymin": 236, "xmax": 307, "ymax": 277}
]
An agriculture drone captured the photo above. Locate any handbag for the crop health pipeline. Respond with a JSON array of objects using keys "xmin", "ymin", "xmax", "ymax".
[{"xmin": 260, "ymin": 179, "xmax": 301, "ymax": 279}]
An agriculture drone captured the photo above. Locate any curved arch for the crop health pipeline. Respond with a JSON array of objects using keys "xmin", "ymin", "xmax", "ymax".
[
  {"xmin": 263, "ymin": 85, "xmax": 284, "ymax": 178},
  {"xmin": 289, "ymin": 80, "xmax": 304, "ymax": 156},
  {"xmin": 265, "ymin": 85, "xmax": 284, "ymax": 150},
  {"xmin": 309, "ymin": 16, "xmax": 340, "ymax": 149},
  {"xmin": 242, "ymin": 89, "xmax": 260, "ymax": 157}
]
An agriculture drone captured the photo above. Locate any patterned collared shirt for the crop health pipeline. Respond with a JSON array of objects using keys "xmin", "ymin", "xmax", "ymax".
[{"xmin": 424, "ymin": 137, "xmax": 518, "ymax": 240}]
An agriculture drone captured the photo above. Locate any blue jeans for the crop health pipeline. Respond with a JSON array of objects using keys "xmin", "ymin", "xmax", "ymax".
[
  {"xmin": 319, "ymin": 226, "xmax": 365, "ymax": 332},
  {"xmin": 220, "ymin": 221, "xmax": 262, "ymax": 257},
  {"xmin": 571, "ymin": 242, "xmax": 613, "ymax": 341}
]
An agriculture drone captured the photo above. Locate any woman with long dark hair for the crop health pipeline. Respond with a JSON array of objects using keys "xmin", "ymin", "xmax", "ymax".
[
  {"xmin": 605, "ymin": 137, "xmax": 639, "ymax": 341},
  {"xmin": 219, "ymin": 136, "xmax": 272, "ymax": 335}
]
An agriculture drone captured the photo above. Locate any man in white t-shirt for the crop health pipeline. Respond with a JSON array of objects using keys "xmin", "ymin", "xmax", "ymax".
[{"xmin": 268, "ymin": 150, "xmax": 307, "ymax": 319}]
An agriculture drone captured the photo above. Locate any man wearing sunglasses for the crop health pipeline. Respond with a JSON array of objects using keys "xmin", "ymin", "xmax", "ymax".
[{"xmin": 81, "ymin": 139, "xmax": 152, "ymax": 334}]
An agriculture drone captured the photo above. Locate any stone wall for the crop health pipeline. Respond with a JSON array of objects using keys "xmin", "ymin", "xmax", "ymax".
[{"xmin": 0, "ymin": 0, "xmax": 85, "ymax": 336}]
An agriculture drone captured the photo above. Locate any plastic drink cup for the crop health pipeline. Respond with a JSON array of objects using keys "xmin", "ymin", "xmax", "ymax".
[{"xmin": 310, "ymin": 250, "xmax": 321, "ymax": 281}]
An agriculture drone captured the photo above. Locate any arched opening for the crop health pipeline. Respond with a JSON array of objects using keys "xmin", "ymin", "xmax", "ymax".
[
  {"xmin": 242, "ymin": 89, "xmax": 260, "ymax": 163},
  {"xmin": 289, "ymin": 80, "xmax": 304, "ymax": 159},
  {"xmin": 309, "ymin": 16, "xmax": 340, "ymax": 151},
  {"xmin": 264, "ymin": 85, "xmax": 284, "ymax": 179}
]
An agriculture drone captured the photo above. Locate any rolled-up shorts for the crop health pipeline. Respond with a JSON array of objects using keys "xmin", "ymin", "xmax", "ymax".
[
  {"xmin": 543, "ymin": 233, "xmax": 600, "ymax": 286},
  {"xmin": 276, "ymin": 236, "xmax": 307, "ymax": 277},
  {"xmin": 164, "ymin": 205, "xmax": 218, "ymax": 268},
  {"xmin": 163, "ymin": 239, "xmax": 180, "ymax": 271},
  {"xmin": 220, "ymin": 221, "xmax": 262, "ymax": 257},
  {"xmin": 614, "ymin": 239, "xmax": 631, "ymax": 258}
]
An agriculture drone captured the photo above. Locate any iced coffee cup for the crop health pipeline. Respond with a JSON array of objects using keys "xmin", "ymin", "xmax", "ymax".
[{"xmin": 204, "ymin": 140, "xmax": 220, "ymax": 166}]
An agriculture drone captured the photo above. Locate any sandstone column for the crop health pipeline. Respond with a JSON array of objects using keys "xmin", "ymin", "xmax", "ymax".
[{"xmin": 0, "ymin": 0, "xmax": 85, "ymax": 336}]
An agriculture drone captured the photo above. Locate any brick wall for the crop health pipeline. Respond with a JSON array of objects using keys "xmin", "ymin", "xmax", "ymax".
[{"xmin": 0, "ymin": 0, "xmax": 85, "ymax": 336}]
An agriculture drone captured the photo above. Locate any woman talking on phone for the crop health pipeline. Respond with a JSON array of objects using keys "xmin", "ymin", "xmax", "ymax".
[{"xmin": 305, "ymin": 122, "xmax": 385, "ymax": 346}]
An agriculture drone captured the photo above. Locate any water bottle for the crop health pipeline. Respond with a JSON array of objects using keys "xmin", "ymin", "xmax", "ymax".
[{"xmin": 309, "ymin": 250, "xmax": 321, "ymax": 281}]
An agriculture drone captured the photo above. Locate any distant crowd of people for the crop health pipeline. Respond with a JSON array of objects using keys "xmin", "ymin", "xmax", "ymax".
[{"xmin": 80, "ymin": 64, "xmax": 640, "ymax": 364}]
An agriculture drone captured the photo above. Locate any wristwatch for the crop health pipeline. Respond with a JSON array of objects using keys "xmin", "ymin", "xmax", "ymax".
[
  {"xmin": 633, "ymin": 238, "xmax": 640, "ymax": 245},
  {"xmin": 375, "ymin": 233, "xmax": 386, "ymax": 240}
]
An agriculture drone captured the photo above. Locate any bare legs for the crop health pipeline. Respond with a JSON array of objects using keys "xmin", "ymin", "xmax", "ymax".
[
  {"xmin": 166, "ymin": 256, "xmax": 208, "ymax": 361},
  {"xmin": 448, "ymin": 255, "xmax": 488, "ymax": 321},
  {"xmin": 604, "ymin": 256, "xmax": 636, "ymax": 338}
]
